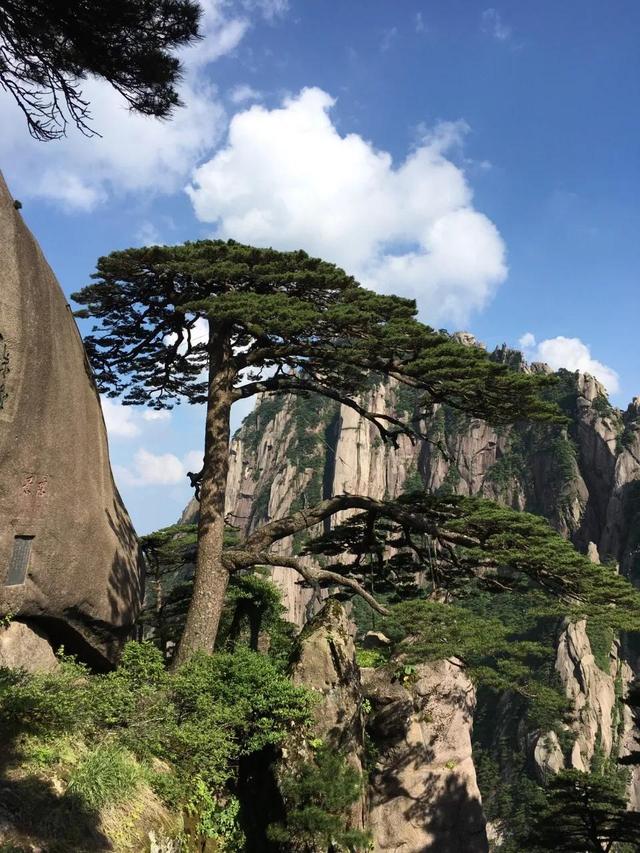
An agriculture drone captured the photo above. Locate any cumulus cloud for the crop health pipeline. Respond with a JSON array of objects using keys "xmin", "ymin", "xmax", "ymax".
[
  {"xmin": 0, "ymin": 0, "xmax": 284, "ymax": 209},
  {"xmin": 519, "ymin": 333, "xmax": 620, "ymax": 393},
  {"xmin": 187, "ymin": 88, "xmax": 507, "ymax": 325},
  {"xmin": 102, "ymin": 398, "xmax": 173, "ymax": 439},
  {"xmin": 115, "ymin": 448, "xmax": 201, "ymax": 486},
  {"xmin": 101, "ymin": 399, "xmax": 141, "ymax": 438}
]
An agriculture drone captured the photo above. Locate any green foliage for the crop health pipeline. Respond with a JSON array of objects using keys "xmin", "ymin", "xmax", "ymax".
[
  {"xmin": 474, "ymin": 744, "xmax": 547, "ymax": 853},
  {"xmin": 0, "ymin": 0, "xmax": 200, "ymax": 141},
  {"xmin": 402, "ymin": 464, "xmax": 424, "ymax": 494},
  {"xmin": 309, "ymin": 492, "xmax": 640, "ymax": 638},
  {"xmin": 73, "ymin": 239, "xmax": 562, "ymax": 426},
  {"xmin": 73, "ymin": 238, "xmax": 564, "ymax": 660},
  {"xmin": 0, "ymin": 610, "xmax": 15, "ymax": 629},
  {"xmin": 526, "ymin": 769, "xmax": 640, "ymax": 851},
  {"xmin": 385, "ymin": 598, "xmax": 567, "ymax": 723},
  {"xmin": 354, "ymin": 648, "xmax": 388, "ymax": 669},
  {"xmin": 185, "ymin": 780, "xmax": 245, "ymax": 851},
  {"xmin": 141, "ymin": 523, "xmax": 298, "ymax": 665},
  {"xmin": 0, "ymin": 642, "xmax": 312, "ymax": 842},
  {"xmin": 66, "ymin": 743, "xmax": 143, "ymax": 810},
  {"xmin": 585, "ymin": 618, "xmax": 615, "ymax": 672},
  {"xmin": 268, "ymin": 747, "xmax": 371, "ymax": 851}
]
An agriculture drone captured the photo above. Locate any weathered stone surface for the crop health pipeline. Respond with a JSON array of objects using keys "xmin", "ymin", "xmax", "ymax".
[
  {"xmin": 288, "ymin": 599, "xmax": 368, "ymax": 836},
  {"xmin": 0, "ymin": 171, "xmax": 142, "ymax": 664},
  {"xmin": 363, "ymin": 660, "xmax": 488, "ymax": 853},
  {"xmin": 0, "ymin": 620, "xmax": 58, "ymax": 672}
]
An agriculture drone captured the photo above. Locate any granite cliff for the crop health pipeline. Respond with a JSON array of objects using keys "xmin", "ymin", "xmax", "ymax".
[
  {"xmin": 0, "ymin": 171, "xmax": 142, "ymax": 666},
  {"xmin": 179, "ymin": 342, "xmax": 640, "ymax": 846},
  {"xmin": 183, "ymin": 350, "xmax": 640, "ymax": 627}
]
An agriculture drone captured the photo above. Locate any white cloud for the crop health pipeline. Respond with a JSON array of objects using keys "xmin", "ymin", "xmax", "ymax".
[
  {"xmin": 0, "ymin": 75, "xmax": 224, "ymax": 211},
  {"xmin": 518, "ymin": 332, "xmax": 536, "ymax": 349},
  {"xmin": 102, "ymin": 397, "xmax": 175, "ymax": 440},
  {"xmin": 415, "ymin": 12, "xmax": 426, "ymax": 33},
  {"xmin": 116, "ymin": 448, "xmax": 202, "ymax": 486},
  {"xmin": 229, "ymin": 84, "xmax": 263, "ymax": 104},
  {"xmin": 0, "ymin": 0, "xmax": 286, "ymax": 209},
  {"xmin": 101, "ymin": 399, "xmax": 141, "ymax": 438},
  {"xmin": 187, "ymin": 87, "xmax": 506, "ymax": 325},
  {"xmin": 184, "ymin": 0, "xmax": 249, "ymax": 67},
  {"xmin": 131, "ymin": 449, "xmax": 186, "ymax": 485},
  {"xmin": 520, "ymin": 333, "xmax": 620, "ymax": 393},
  {"xmin": 142, "ymin": 409, "xmax": 172, "ymax": 422},
  {"xmin": 481, "ymin": 8, "xmax": 512, "ymax": 41}
]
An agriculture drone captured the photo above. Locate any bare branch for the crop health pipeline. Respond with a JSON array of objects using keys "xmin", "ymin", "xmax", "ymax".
[{"xmin": 224, "ymin": 549, "xmax": 390, "ymax": 615}]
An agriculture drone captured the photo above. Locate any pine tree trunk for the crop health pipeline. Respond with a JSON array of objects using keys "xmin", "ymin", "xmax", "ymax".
[{"xmin": 173, "ymin": 329, "xmax": 234, "ymax": 666}]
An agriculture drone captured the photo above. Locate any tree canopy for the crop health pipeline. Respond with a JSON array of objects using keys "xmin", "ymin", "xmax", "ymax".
[
  {"xmin": 74, "ymin": 239, "xmax": 560, "ymax": 433},
  {"xmin": 527, "ymin": 770, "xmax": 640, "ymax": 852},
  {"xmin": 73, "ymin": 239, "xmax": 611, "ymax": 665},
  {"xmin": 0, "ymin": 0, "xmax": 200, "ymax": 139}
]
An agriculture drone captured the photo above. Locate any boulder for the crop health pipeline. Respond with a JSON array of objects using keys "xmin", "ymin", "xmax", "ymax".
[
  {"xmin": 0, "ymin": 171, "xmax": 142, "ymax": 665},
  {"xmin": 363, "ymin": 659, "xmax": 488, "ymax": 853},
  {"xmin": 363, "ymin": 631, "xmax": 392, "ymax": 649},
  {"xmin": 0, "ymin": 620, "xmax": 58, "ymax": 672}
]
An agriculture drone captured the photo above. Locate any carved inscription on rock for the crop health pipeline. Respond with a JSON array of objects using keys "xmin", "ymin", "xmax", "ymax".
[
  {"xmin": 19, "ymin": 472, "xmax": 50, "ymax": 516},
  {"xmin": 0, "ymin": 333, "xmax": 9, "ymax": 410}
]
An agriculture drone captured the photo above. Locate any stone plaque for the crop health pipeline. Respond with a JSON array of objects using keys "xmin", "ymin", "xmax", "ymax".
[{"xmin": 5, "ymin": 535, "xmax": 33, "ymax": 585}]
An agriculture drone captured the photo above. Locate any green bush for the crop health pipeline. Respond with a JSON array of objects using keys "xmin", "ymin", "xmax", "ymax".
[
  {"xmin": 354, "ymin": 647, "xmax": 387, "ymax": 669},
  {"xmin": 0, "ymin": 641, "xmax": 313, "ymax": 844}
]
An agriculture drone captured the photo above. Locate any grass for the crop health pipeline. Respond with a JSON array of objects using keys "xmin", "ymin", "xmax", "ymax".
[{"xmin": 66, "ymin": 743, "xmax": 143, "ymax": 810}]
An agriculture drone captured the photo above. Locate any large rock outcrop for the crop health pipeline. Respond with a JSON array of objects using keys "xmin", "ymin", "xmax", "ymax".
[
  {"xmin": 532, "ymin": 618, "xmax": 640, "ymax": 803},
  {"xmin": 285, "ymin": 600, "xmax": 488, "ymax": 852},
  {"xmin": 0, "ymin": 620, "xmax": 58, "ymax": 672},
  {"xmin": 0, "ymin": 172, "xmax": 142, "ymax": 665},
  {"xmin": 287, "ymin": 599, "xmax": 369, "ymax": 837},
  {"xmin": 186, "ymin": 360, "xmax": 640, "ymax": 632},
  {"xmin": 363, "ymin": 661, "xmax": 488, "ymax": 853}
]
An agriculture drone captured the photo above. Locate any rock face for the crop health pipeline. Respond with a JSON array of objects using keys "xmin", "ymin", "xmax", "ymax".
[
  {"xmin": 531, "ymin": 618, "xmax": 640, "ymax": 802},
  {"xmin": 0, "ymin": 171, "xmax": 142, "ymax": 665},
  {"xmin": 288, "ymin": 600, "xmax": 369, "ymax": 836},
  {"xmin": 189, "ymin": 362, "xmax": 640, "ymax": 633},
  {"xmin": 286, "ymin": 600, "xmax": 487, "ymax": 852},
  {"xmin": 363, "ymin": 661, "xmax": 488, "ymax": 853},
  {"xmin": 0, "ymin": 620, "xmax": 58, "ymax": 672}
]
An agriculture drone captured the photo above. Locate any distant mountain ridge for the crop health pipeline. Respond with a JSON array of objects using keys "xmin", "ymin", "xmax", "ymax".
[{"xmin": 182, "ymin": 341, "xmax": 640, "ymax": 626}]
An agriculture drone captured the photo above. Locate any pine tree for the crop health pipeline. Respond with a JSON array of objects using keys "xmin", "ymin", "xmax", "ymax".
[
  {"xmin": 0, "ymin": 0, "xmax": 200, "ymax": 139},
  {"xmin": 527, "ymin": 770, "xmax": 640, "ymax": 852},
  {"xmin": 73, "ymin": 239, "xmax": 600, "ymax": 664}
]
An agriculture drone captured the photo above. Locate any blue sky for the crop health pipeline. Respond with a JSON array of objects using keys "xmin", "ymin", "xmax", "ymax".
[{"xmin": 2, "ymin": 0, "xmax": 638, "ymax": 533}]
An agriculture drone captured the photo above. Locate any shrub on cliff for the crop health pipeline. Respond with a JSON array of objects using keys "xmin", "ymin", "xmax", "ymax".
[{"xmin": 0, "ymin": 641, "xmax": 313, "ymax": 848}]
